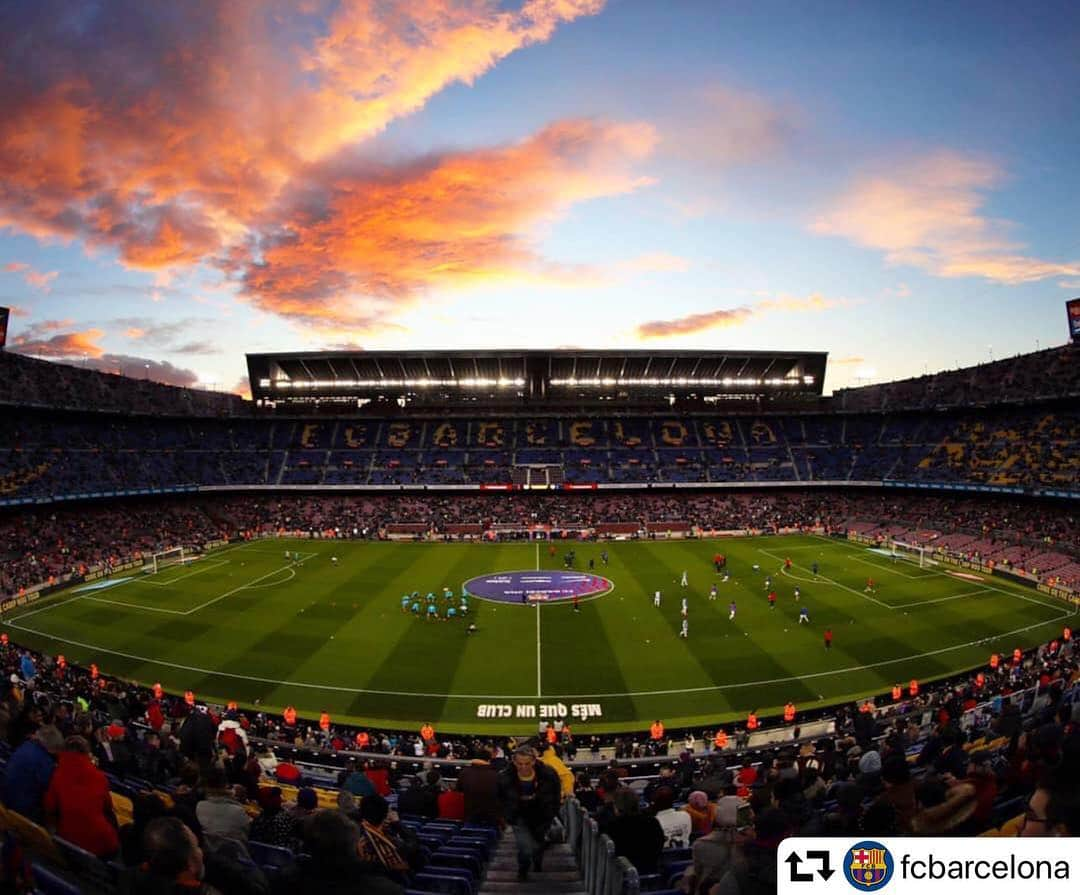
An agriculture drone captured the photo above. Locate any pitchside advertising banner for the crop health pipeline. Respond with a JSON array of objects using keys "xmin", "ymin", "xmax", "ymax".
[
  {"xmin": 0, "ymin": 305, "xmax": 8, "ymax": 349},
  {"xmin": 778, "ymin": 837, "xmax": 1076, "ymax": 894},
  {"xmin": 1068, "ymin": 297, "xmax": 1080, "ymax": 341}
]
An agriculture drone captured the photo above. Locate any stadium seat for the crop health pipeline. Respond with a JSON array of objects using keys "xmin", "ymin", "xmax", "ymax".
[
  {"xmin": 248, "ymin": 839, "xmax": 297, "ymax": 871},
  {"xmin": 52, "ymin": 836, "xmax": 114, "ymax": 892},
  {"xmin": 30, "ymin": 862, "xmax": 82, "ymax": 895}
]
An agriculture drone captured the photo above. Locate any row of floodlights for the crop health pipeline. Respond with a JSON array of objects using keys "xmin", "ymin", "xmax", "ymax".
[
  {"xmin": 262, "ymin": 378, "xmax": 526, "ymax": 389},
  {"xmin": 260, "ymin": 375, "xmax": 814, "ymax": 389},
  {"xmin": 549, "ymin": 376, "xmax": 814, "ymax": 387}
]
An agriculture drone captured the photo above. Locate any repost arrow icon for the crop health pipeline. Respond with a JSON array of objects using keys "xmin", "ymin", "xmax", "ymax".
[
  {"xmin": 786, "ymin": 852, "xmax": 814, "ymax": 883},
  {"xmin": 808, "ymin": 850, "xmax": 835, "ymax": 881}
]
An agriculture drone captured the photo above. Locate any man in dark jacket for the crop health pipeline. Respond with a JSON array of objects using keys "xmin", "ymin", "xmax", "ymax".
[
  {"xmin": 497, "ymin": 746, "xmax": 561, "ymax": 881},
  {"xmin": 2, "ymin": 724, "xmax": 62, "ymax": 822},
  {"xmin": 458, "ymin": 750, "xmax": 500, "ymax": 825},
  {"xmin": 606, "ymin": 787, "xmax": 664, "ymax": 874}
]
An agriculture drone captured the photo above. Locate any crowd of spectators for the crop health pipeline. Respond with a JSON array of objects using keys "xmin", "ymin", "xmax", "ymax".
[
  {"xmin": 2, "ymin": 400, "xmax": 1076, "ymax": 496},
  {"xmin": 2, "ymin": 490, "xmax": 1078, "ymax": 597},
  {"xmin": 0, "ymin": 351, "xmax": 245, "ymax": 418},
  {"xmin": 0, "ymin": 626, "xmax": 1076, "ymax": 893},
  {"xmin": 834, "ymin": 342, "xmax": 1080, "ymax": 412}
]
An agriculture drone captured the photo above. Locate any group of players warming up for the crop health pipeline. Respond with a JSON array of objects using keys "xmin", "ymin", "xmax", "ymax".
[{"xmin": 647, "ymin": 552, "xmax": 865, "ymax": 653}]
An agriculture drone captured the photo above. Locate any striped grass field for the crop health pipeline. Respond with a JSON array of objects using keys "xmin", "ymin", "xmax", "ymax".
[{"xmin": 3, "ymin": 535, "xmax": 1076, "ymax": 734}]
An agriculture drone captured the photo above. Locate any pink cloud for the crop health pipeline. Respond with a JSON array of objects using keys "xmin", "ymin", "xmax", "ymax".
[
  {"xmin": 636, "ymin": 293, "xmax": 843, "ymax": 339},
  {"xmin": 813, "ymin": 151, "xmax": 1080, "ymax": 284},
  {"xmin": 3, "ymin": 261, "xmax": 59, "ymax": 291}
]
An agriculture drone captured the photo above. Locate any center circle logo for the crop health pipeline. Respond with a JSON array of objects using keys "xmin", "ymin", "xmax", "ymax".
[
  {"xmin": 844, "ymin": 840, "xmax": 893, "ymax": 890},
  {"xmin": 463, "ymin": 571, "xmax": 612, "ymax": 605}
]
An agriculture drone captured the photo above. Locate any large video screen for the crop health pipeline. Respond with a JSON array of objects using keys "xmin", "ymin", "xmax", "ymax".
[
  {"xmin": 0, "ymin": 306, "xmax": 8, "ymax": 350},
  {"xmin": 1069, "ymin": 298, "xmax": 1080, "ymax": 342}
]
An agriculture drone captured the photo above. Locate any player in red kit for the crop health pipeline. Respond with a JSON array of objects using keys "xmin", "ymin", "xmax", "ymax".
[{"xmin": 824, "ymin": 628, "xmax": 833, "ymax": 650}]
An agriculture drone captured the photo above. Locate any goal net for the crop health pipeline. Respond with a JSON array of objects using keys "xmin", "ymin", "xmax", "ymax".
[
  {"xmin": 888, "ymin": 540, "xmax": 938, "ymax": 569},
  {"xmin": 143, "ymin": 547, "xmax": 190, "ymax": 575}
]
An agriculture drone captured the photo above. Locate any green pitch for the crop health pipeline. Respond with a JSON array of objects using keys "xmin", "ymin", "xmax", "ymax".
[{"xmin": 4, "ymin": 535, "xmax": 1076, "ymax": 734}]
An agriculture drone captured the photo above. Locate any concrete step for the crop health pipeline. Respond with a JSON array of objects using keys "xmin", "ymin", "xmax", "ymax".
[
  {"xmin": 486, "ymin": 869, "xmax": 581, "ymax": 882},
  {"xmin": 481, "ymin": 882, "xmax": 588, "ymax": 895}
]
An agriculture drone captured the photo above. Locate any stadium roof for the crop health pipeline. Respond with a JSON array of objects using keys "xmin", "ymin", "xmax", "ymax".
[{"xmin": 247, "ymin": 348, "xmax": 828, "ymax": 406}]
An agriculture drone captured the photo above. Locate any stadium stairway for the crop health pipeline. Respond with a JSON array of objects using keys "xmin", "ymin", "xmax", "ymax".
[{"xmin": 477, "ymin": 836, "xmax": 587, "ymax": 895}]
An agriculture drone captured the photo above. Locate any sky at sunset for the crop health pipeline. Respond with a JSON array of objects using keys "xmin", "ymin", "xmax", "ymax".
[{"xmin": 1, "ymin": 0, "xmax": 1078, "ymax": 396}]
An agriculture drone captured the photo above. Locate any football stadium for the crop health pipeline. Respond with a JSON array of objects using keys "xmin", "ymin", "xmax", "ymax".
[{"xmin": 1, "ymin": 3, "xmax": 1080, "ymax": 894}]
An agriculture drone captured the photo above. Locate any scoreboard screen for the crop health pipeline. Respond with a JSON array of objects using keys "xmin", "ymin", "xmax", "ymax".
[
  {"xmin": 1069, "ymin": 298, "xmax": 1080, "ymax": 343},
  {"xmin": 0, "ymin": 306, "xmax": 8, "ymax": 350}
]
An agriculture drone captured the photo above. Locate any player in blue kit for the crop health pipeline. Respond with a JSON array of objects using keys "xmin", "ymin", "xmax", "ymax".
[
  {"xmin": 400, "ymin": 595, "xmax": 410, "ymax": 612},
  {"xmin": 426, "ymin": 603, "xmax": 438, "ymax": 621},
  {"xmin": 410, "ymin": 600, "xmax": 421, "ymax": 616}
]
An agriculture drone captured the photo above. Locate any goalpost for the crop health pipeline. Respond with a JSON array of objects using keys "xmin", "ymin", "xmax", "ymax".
[
  {"xmin": 888, "ymin": 540, "xmax": 938, "ymax": 569},
  {"xmin": 143, "ymin": 546, "xmax": 191, "ymax": 575}
]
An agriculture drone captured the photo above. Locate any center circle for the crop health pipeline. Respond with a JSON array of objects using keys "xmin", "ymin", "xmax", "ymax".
[{"xmin": 463, "ymin": 570, "xmax": 613, "ymax": 604}]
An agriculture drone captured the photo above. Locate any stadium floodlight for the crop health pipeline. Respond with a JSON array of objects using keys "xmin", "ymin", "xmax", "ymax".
[
  {"xmin": 549, "ymin": 376, "xmax": 809, "ymax": 388},
  {"xmin": 270, "ymin": 377, "xmax": 522, "ymax": 389}
]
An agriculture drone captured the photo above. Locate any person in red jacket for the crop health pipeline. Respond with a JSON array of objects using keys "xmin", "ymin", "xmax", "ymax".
[
  {"xmin": 437, "ymin": 780, "xmax": 466, "ymax": 821},
  {"xmin": 43, "ymin": 735, "xmax": 120, "ymax": 858}
]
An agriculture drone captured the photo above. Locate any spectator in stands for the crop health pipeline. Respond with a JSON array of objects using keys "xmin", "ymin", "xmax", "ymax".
[
  {"xmin": 537, "ymin": 740, "xmax": 575, "ymax": 799},
  {"xmin": 2, "ymin": 723, "xmax": 62, "ymax": 822},
  {"xmin": 712, "ymin": 806, "xmax": 787, "ymax": 895},
  {"xmin": 287, "ymin": 786, "xmax": 319, "ymax": 835},
  {"xmin": 178, "ymin": 709, "xmax": 216, "ymax": 765},
  {"xmin": 607, "ymin": 786, "xmax": 665, "ymax": 874},
  {"xmin": 684, "ymin": 795, "xmax": 742, "ymax": 895},
  {"xmin": 437, "ymin": 779, "xmax": 466, "ymax": 821},
  {"xmin": 195, "ymin": 766, "xmax": 250, "ymax": 853},
  {"xmin": 877, "ymin": 753, "xmax": 916, "ymax": 833},
  {"xmin": 339, "ymin": 758, "xmax": 376, "ymax": 797},
  {"xmin": 248, "ymin": 787, "xmax": 294, "ymax": 848},
  {"xmin": 458, "ymin": 749, "xmax": 500, "ymax": 825},
  {"xmin": 910, "ymin": 776, "xmax": 977, "ymax": 834},
  {"xmin": 282, "ymin": 809, "xmax": 404, "ymax": 894},
  {"xmin": 356, "ymin": 795, "xmax": 411, "ymax": 883},
  {"xmin": 498, "ymin": 745, "xmax": 561, "ymax": 881},
  {"xmin": 43, "ymin": 734, "xmax": 120, "ymax": 858},
  {"xmin": 681, "ymin": 790, "xmax": 718, "ymax": 836},
  {"xmin": 573, "ymin": 772, "xmax": 600, "ymax": 813},
  {"xmin": 650, "ymin": 785, "xmax": 691, "ymax": 848},
  {"xmin": 396, "ymin": 772, "xmax": 439, "ymax": 819},
  {"xmin": 121, "ymin": 816, "xmax": 220, "ymax": 895},
  {"xmin": 119, "ymin": 792, "xmax": 169, "ymax": 867}
]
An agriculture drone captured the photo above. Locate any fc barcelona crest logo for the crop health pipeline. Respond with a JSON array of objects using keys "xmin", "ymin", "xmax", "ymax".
[{"xmin": 844, "ymin": 840, "xmax": 893, "ymax": 890}]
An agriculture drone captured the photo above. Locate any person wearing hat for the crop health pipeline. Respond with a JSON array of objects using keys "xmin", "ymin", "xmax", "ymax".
[
  {"xmin": 249, "ymin": 787, "xmax": 293, "ymax": 848},
  {"xmin": 681, "ymin": 790, "xmax": 719, "ymax": 836}
]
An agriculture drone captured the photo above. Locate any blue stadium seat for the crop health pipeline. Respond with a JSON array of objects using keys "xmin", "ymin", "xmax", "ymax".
[
  {"xmin": 412, "ymin": 870, "xmax": 473, "ymax": 895},
  {"xmin": 31, "ymin": 862, "xmax": 81, "ymax": 895},
  {"xmin": 248, "ymin": 839, "xmax": 296, "ymax": 870},
  {"xmin": 51, "ymin": 836, "xmax": 113, "ymax": 892}
]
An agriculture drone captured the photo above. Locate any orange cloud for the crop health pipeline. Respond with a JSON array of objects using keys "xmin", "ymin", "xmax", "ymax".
[
  {"xmin": 636, "ymin": 292, "xmax": 842, "ymax": 339},
  {"xmin": 0, "ymin": 0, "xmax": 606, "ymax": 302},
  {"xmin": 638, "ymin": 307, "xmax": 754, "ymax": 338},
  {"xmin": 813, "ymin": 151, "xmax": 1080, "ymax": 284},
  {"xmin": 11, "ymin": 328, "xmax": 106, "ymax": 358},
  {"xmin": 3, "ymin": 261, "xmax": 58, "ymax": 291},
  {"xmin": 237, "ymin": 118, "xmax": 657, "ymax": 327}
]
